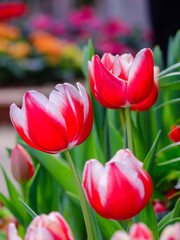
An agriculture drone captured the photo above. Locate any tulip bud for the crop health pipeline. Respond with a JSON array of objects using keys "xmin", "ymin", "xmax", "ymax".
[
  {"xmin": 25, "ymin": 212, "xmax": 74, "ymax": 240},
  {"xmin": 152, "ymin": 200, "xmax": 166, "ymax": 214},
  {"xmin": 82, "ymin": 149, "xmax": 152, "ymax": 220},
  {"xmin": 160, "ymin": 222, "xmax": 180, "ymax": 240},
  {"xmin": 111, "ymin": 230, "xmax": 130, "ymax": 240},
  {"xmin": 168, "ymin": 125, "xmax": 180, "ymax": 142},
  {"xmin": 11, "ymin": 144, "xmax": 34, "ymax": 183},
  {"xmin": 129, "ymin": 223, "xmax": 153, "ymax": 240},
  {"xmin": 7, "ymin": 223, "xmax": 22, "ymax": 240}
]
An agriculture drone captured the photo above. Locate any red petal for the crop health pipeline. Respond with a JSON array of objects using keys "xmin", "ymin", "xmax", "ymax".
[
  {"xmin": 91, "ymin": 55, "xmax": 127, "ymax": 108},
  {"xmin": 128, "ymin": 48, "xmax": 154, "ymax": 104},
  {"xmin": 24, "ymin": 91, "xmax": 68, "ymax": 153}
]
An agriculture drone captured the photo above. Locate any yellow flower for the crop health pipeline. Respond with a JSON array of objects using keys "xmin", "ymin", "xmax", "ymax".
[{"xmin": 8, "ymin": 41, "xmax": 31, "ymax": 59}]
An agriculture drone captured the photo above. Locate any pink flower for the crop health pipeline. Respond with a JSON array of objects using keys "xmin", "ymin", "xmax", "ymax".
[
  {"xmin": 10, "ymin": 83, "xmax": 93, "ymax": 154},
  {"xmin": 152, "ymin": 200, "xmax": 166, "ymax": 214},
  {"xmin": 160, "ymin": 223, "xmax": 180, "ymax": 240},
  {"xmin": 11, "ymin": 144, "xmax": 34, "ymax": 183},
  {"xmin": 130, "ymin": 223, "xmax": 153, "ymax": 240},
  {"xmin": 25, "ymin": 212, "xmax": 74, "ymax": 240},
  {"xmin": 7, "ymin": 223, "xmax": 22, "ymax": 240},
  {"xmin": 88, "ymin": 48, "xmax": 154, "ymax": 109},
  {"xmin": 168, "ymin": 125, "xmax": 180, "ymax": 142},
  {"xmin": 131, "ymin": 66, "xmax": 159, "ymax": 111},
  {"xmin": 82, "ymin": 149, "xmax": 152, "ymax": 220},
  {"xmin": 30, "ymin": 14, "xmax": 53, "ymax": 31}
]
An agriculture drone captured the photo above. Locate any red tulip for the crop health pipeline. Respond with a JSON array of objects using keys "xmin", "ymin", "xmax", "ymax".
[
  {"xmin": 168, "ymin": 125, "xmax": 180, "ymax": 142},
  {"xmin": 82, "ymin": 149, "xmax": 152, "ymax": 220},
  {"xmin": 25, "ymin": 212, "xmax": 74, "ymax": 240},
  {"xmin": 131, "ymin": 66, "xmax": 159, "ymax": 111},
  {"xmin": 11, "ymin": 144, "xmax": 34, "ymax": 183},
  {"xmin": 88, "ymin": 48, "xmax": 154, "ymax": 109},
  {"xmin": 0, "ymin": 2, "xmax": 28, "ymax": 21},
  {"xmin": 7, "ymin": 223, "xmax": 22, "ymax": 240},
  {"xmin": 152, "ymin": 200, "xmax": 166, "ymax": 214},
  {"xmin": 160, "ymin": 222, "xmax": 180, "ymax": 240},
  {"xmin": 10, "ymin": 83, "xmax": 93, "ymax": 154}
]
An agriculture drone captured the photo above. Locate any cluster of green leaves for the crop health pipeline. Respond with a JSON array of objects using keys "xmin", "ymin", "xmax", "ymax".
[{"xmin": 0, "ymin": 32, "xmax": 180, "ymax": 239}]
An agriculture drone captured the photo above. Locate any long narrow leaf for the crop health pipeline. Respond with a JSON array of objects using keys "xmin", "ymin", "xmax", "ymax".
[
  {"xmin": 19, "ymin": 198, "xmax": 37, "ymax": 219},
  {"xmin": 154, "ymin": 98, "xmax": 180, "ymax": 110},
  {"xmin": 158, "ymin": 62, "xmax": 180, "ymax": 77},
  {"xmin": 157, "ymin": 157, "xmax": 180, "ymax": 166},
  {"xmin": 159, "ymin": 72, "xmax": 180, "ymax": 80},
  {"xmin": 156, "ymin": 142, "xmax": 180, "ymax": 156}
]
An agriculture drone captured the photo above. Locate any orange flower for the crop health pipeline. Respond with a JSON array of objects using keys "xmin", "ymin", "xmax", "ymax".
[
  {"xmin": 0, "ymin": 23, "xmax": 21, "ymax": 40},
  {"xmin": 8, "ymin": 41, "xmax": 31, "ymax": 59}
]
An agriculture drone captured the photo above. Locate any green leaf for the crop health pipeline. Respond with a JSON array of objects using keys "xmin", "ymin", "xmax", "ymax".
[
  {"xmin": 171, "ymin": 197, "xmax": 180, "ymax": 219},
  {"xmin": 154, "ymin": 98, "xmax": 180, "ymax": 110},
  {"xmin": 157, "ymin": 62, "xmax": 180, "ymax": 77},
  {"xmin": 159, "ymin": 80, "xmax": 180, "ymax": 90},
  {"xmin": 143, "ymin": 130, "xmax": 161, "ymax": 174},
  {"xmin": 159, "ymin": 72, "xmax": 180, "ymax": 80},
  {"xmin": 157, "ymin": 157, "xmax": 180, "ymax": 166},
  {"xmin": 156, "ymin": 142, "xmax": 180, "ymax": 156},
  {"xmin": 21, "ymin": 143, "xmax": 77, "ymax": 195},
  {"xmin": 158, "ymin": 217, "xmax": 180, "ymax": 235},
  {"xmin": 19, "ymin": 198, "xmax": 37, "ymax": 219},
  {"xmin": 82, "ymin": 39, "xmax": 94, "ymax": 79},
  {"xmin": 133, "ymin": 202, "xmax": 158, "ymax": 240}
]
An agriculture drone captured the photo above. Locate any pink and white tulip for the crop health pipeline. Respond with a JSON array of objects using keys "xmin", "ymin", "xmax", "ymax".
[
  {"xmin": 11, "ymin": 144, "xmax": 34, "ymax": 183},
  {"xmin": 82, "ymin": 149, "xmax": 152, "ymax": 220},
  {"xmin": 7, "ymin": 223, "xmax": 22, "ymax": 240},
  {"xmin": 160, "ymin": 222, "xmax": 180, "ymax": 240},
  {"xmin": 10, "ymin": 83, "xmax": 93, "ymax": 154},
  {"xmin": 88, "ymin": 48, "xmax": 154, "ymax": 109}
]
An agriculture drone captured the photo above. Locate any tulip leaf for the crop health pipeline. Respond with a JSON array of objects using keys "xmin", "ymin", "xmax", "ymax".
[
  {"xmin": 157, "ymin": 62, "xmax": 180, "ymax": 77},
  {"xmin": 133, "ymin": 202, "xmax": 158, "ymax": 240},
  {"xmin": 159, "ymin": 80, "xmax": 180, "ymax": 90},
  {"xmin": 156, "ymin": 142, "xmax": 180, "ymax": 156},
  {"xmin": 158, "ymin": 71, "xmax": 180, "ymax": 80},
  {"xmin": 19, "ymin": 198, "xmax": 37, "ymax": 219},
  {"xmin": 157, "ymin": 157, "xmax": 180, "ymax": 166},
  {"xmin": 158, "ymin": 217, "xmax": 180, "ymax": 235},
  {"xmin": 0, "ymin": 231, "xmax": 6, "ymax": 240},
  {"xmin": 82, "ymin": 39, "xmax": 94, "ymax": 79},
  {"xmin": 143, "ymin": 130, "xmax": 161, "ymax": 174},
  {"xmin": 154, "ymin": 98, "xmax": 180, "ymax": 110},
  {"xmin": 21, "ymin": 143, "xmax": 78, "ymax": 195},
  {"xmin": 171, "ymin": 197, "xmax": 180, "ymax": 219}
]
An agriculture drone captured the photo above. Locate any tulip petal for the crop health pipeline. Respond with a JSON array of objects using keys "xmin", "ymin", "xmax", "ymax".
[
  {"xmin": 128, "ymin": 48, "xmax": 154, "ymax": 104},
  {"xmin": 88, "ymin": 61, "xmax": 119, "ymax": 109},
  {"xmin": 101, "ymin": 52, "xmax": 115, "ymax": 71},
  {"xmin": 24, "ymin": 91, "xmax": 68, "ymax": 153},
  {"xmin": 130, "ymin": 223, "xmax": 153, "ymax": 240},
  {"xmin": 91, "ymin": 55, "xmax": 127, "ymax": 107},
  {"xmin": 7, "ymin": 223, "xmax": 22, "ymax": 240},
  {"xmin": 10, "ymin": 103, "xmax": 43, "ymax": 151}
]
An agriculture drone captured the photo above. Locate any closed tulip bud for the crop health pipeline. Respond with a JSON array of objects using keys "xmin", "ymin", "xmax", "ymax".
[
  {"xmin": 82, "ymin": 149, "xmax": 152, "ymax": 220},
  {"xmin": 10, "ymin": 83, "xmax": 93, "ymax": 154},
  {"xmin": 168, "ymin": 125, "xmax": 180, "ymax": 142},
  {"xmin": 152, "ymin": 200, "xmax": 166, "ymax": 214},
  {"xmin": 88, "ymin": 48, "xmax": 154, "ymax": 109},
  {"xmin": 160, "ymin": 223, "xmax": 180, "ymax": 240},
  {"xmin": 7, "ymin": 223, "xmax": 22, "ymax": 240},
  {"xmin": 129, "ymin": 223, "xmax": 153, "ymax": 240},
  {"xmin": 25, "ymin": 212, "xmax": 74, "ymax": 240},
  {"xmin": 131, "ymin": 66, "xmax": 159, "ymax": 111},
  {"xmin": 11, "ymin": 144, "xmax": 34, "ymax": 183}
]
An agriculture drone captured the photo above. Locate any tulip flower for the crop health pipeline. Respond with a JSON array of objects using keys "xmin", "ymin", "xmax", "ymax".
[
  {"xmin": 10, "ymin": 83, "xmax": 93, "ymax": 154},
  {"xmin": 152, "ymin": 200, "xmax": 166, "ymax": 214},
  {"xmin": 25, "ymin": 212, "xmax": 74, "ymax": 240},
  {"xmin": 11, "ymin": 144, "xmax": 34, "ymax": 183},
  {"xmin": 131, "ymin": 66, "xmax": 159, "ymax": 111},
  {"xmin": 7, "ymin": 223, "xmax": 22, "ymax": 240},
  {"xmin": 160, "ymin": 222, "xmax": 180, "ymax": 240},
  {"xmin": 168, "ymin": 125, "xmax": 180, "ymax": 142},
  {"xmin": 88, "ymin": 48, "xmax": 154, "ymax": 109},
  {"xmin": 111, "ymin": 223, "xmax": 153, "ymax": 240},
  {"xmin": 82, "ymin": 149, "xmax": 152, "ymax": 220}
]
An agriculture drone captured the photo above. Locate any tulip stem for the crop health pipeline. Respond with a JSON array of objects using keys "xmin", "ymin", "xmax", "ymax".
[
  {"xmin": 120, "ymin": 108, "xmax": 126, "ymax": 132},
  {"xmin": 125, "ymin": 108, "xmax": 135, "ymax": 153},
  {"xmin": 64, "ymin": 150, "xmax": 95, "ymax": 240}
]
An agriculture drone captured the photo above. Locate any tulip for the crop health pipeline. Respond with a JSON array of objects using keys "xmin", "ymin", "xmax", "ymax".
[
  {"xmin": 160, "ymin": 222, "xmax": 180, "ymax": 240},
  {"xmin": 25, "ymin": 212, "xmax": 74, "ymax": 240},
  {"xmin": 111, "ymin": 223, "xmax": 153, "ymax": 240},
  {"xmin": 82, "ymin": 149, "xmax": 152, "ymax": 220},
  {"xmin": 11, "ymin": 144, "xmax": 34, "ymax": 183},
  {"xmin": 168, "ymin": 125, "xmax": 180, "ymax": 142},
  {"xmin": 7, "ymin": 223, "xmax": 22, "ymax": 240},
  {"xmin": 129, "ymin": 223, "xmax": 153, "ymax": 240},
  {"xmin": 10, "ymin": 83, "xmax": 93, "ymax": 154},
  {"xmin": 152, "ymin": 200, "xmax": 166, "ymax": 214},
  {"xmin": 131, "ymin": 66, "xmax": 159, "ymax": 111},
  {"xmin": 88, "ymin": 48, "xmax": 154, "ymax": 109}
]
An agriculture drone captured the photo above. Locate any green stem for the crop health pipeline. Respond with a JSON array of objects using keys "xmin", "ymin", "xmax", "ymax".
[
  {"xmin": 125, "ymin": 108, "xmax": 135, "ymax": 153},
  {"xmin": 21, "ymin": 183, "xmax": 27, "ymax": 202},
  {"xmin": 120, "ymin": 108, "xmax": 126, "ymax": 132},
  {"xmin": 64, "ymin": 151, "xmax": 95, "ymax": 240}
]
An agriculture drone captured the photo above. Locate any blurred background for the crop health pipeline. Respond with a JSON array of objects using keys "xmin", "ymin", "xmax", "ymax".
[{"xmin": 0, "ymin": 0, "xmax": 179, "ymax": 195}]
